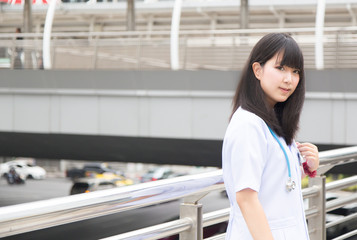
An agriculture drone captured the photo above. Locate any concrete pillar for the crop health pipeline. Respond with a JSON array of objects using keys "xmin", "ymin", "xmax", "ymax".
[
  {"xmin": 23, "ymin": 0, "xmax": 33, "ymax": 69},
  {"xmin": 23, "ymin": 0, "xmax": 33, "ymax": 33},
  {"xmin": 240, "ymin": 0, "xmax": 249, "ymax": 29},
  {"xmin": 127, "ymin": 0, "xmax": 136, "ymax": 31},
  {"xmin": 170, "ymin": 0, "xmax": 182, "ymax": 70},
  {"xmin": 315, "ymin": 0, "xmax": 326, "ymax": 70}
]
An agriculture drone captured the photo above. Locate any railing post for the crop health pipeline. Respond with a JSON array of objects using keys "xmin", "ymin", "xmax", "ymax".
[
  {"xmin": 10, "ymin": 40, "xmax": 16, "ymax": 69},
  {"xmin": 182, "ymin": 35, "xmax": 187, "ymax": 70},
  {"xmin": 179, "ymin": 199, "xmax": 203, "ymax": 240},
  {"xmin": 308, "ymin": 176, "xmax": 326, "ymax": 240},
  {"xmin": 335, "ymin": 31, "xmax": 339, "ymax": 68},
  {"xmin": 136, "ymin": 35, "xmax": 142, "ymax": 70},
  {"xmin": 51, "ymin": 38, "xmax": 56, "ymax": 68},
  {"xmin": 93, "ymin": 35, "xmax": 99, "ymax": 69}
]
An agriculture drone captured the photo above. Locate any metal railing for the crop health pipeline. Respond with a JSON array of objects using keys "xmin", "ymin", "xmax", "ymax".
[
  {"xmin": 0, "ymin": 146, "xmax": 357, "ymax": 239},
  {"xmin": 1, "ymin": 27, "xmax": 357, "ymax": 70}
]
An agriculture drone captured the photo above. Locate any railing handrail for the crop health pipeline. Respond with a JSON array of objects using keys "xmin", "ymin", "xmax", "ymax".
[
  {"xmin": 1, "ymin": 26, "xmax": 357, "ymax": 39},
  {"xmin": 326, "ymin": 175, "xmax": 357, "ymax": 192},
  {"xmin": 0, "ymin": 146, "xmax": 356, "ymax": 238},
  {"xmin": 0, "ymin": 170, "xmax": 223, "ymax": 237},
  {"xmin": 99, "ymin": 217, "xmax": 193, "ymax": 240},
  {"xmin": 98, "ymin": 208, "xmax": 231, "ymax": 240},
  {"xmin": 100, "ymin": 175, "xmax": 357, "ymax": 240},
  {"xmin": 319, "ymin": 146, "xmax": 357, "ymax": 166},
  {"xmin": 2, "ymin": 26, "xmax": 357, "ymax": 70}
]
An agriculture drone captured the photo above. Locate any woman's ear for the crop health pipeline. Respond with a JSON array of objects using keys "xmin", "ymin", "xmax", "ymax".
[{"xmin": 252, "ymin": 62, "xmax": 262, "ymax": 80}]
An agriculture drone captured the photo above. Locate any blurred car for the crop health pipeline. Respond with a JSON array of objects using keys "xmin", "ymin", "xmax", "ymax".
[
  {"xmin": 70, "ymin": 173, "xmax": 134, "ymax": 195},
  {"xmin": 70, "ymin": 178, "xmax": 116, "ymax": 195},
  {"xmin": 140, "ymin": 168, "xmax": 176, "ymax": 183},
  {"xmin": 66, "ymin": 162, "xmax": 122, "ymax": 180},
  {"xmin": 0, "ymin": 159, "xmax": 46, "ymax": 180},
  {"xmin": 95, "ymin": 172, "xmax": 134, "ymax": 187}
]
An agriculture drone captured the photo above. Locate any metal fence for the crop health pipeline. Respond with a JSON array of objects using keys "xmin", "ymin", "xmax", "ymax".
[
  {"xmin": 1, "ymin": 27, "xmax": 357, "ymax": 70},
  {"xmin": 0, "ymin": 146, "xmax": 356, "ymax": 240}
]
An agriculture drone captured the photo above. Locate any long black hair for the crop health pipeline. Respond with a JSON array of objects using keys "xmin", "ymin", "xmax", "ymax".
[{"xmin": 231, "ymin": 33, "xmax": 305, "ymax": 145}]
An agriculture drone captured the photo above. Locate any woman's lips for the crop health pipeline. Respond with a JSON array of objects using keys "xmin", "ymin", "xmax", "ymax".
[{"xmin": 279, "ymin": 87, "xmax": 290, "ymax": 93}]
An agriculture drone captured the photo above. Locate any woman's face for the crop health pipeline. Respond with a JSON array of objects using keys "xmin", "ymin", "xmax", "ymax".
[{"xmin": 252, "ymin": 53, "xmax": 300, "ymax": 108}]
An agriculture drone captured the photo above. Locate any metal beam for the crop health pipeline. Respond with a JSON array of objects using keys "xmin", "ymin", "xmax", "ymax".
[
  {"xmin": 346, "ymin": 4, "xmax": 356, "ymax": 25},
  {"xmin": 23, "ymin": 0, "xmax": 32, "ymax": 33},
  {"xmin": 269, "ymin": 6, "xmax": 285, "ymax": 28},
  {"xmin": 127, "ymin": 0, "xmax": 135, "ymax": 31},
  {"xmin": 240, "ymin": 0, "xmax": 249, "ymax": 29}
]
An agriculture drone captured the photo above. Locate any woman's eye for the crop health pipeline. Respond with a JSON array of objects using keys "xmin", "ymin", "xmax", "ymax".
[
  {"xmin": 293, "ymin": 70, "xmax": 300, "ymax": 74},
  {"xmin": 277, "ymin": 66, "xmax": 284, "ymax": 71}
]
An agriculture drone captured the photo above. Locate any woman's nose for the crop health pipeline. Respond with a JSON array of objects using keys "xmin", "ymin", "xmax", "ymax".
[{"xmin": 284, "ymin": 71, "xmax": 293, "ymax": 83}]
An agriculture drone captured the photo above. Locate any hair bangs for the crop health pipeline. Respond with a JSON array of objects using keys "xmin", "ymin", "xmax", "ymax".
[{"xmin": 278, "ymin": 39, "xmax": 304, "ymax": 71}]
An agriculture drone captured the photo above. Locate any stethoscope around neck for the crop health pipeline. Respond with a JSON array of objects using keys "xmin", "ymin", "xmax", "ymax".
[{"xmin": 267, "ymin": 126, "xmax": 296, "ymax": 192}]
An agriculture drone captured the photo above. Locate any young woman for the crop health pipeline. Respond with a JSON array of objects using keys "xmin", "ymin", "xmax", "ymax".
[{"xmin": 222, "ymin": 33, "xmax": 319, "ymax": 240}]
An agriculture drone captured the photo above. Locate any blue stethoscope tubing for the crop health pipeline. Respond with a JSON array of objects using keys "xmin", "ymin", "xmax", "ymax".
[
  {"xmin": 267, "ymin": 126, "xmax": 292, "ymax": 178},
  {"xmin": 267, "ymin": 126, "xmax": 298, "ymax": 191}
]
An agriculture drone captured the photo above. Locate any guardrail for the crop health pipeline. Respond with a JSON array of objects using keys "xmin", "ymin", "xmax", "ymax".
[
  {"xmin": 1, "ymin": 27, "xmax": 357, "ymax": 70},
  {"xmin": 0, "ymin": 146, "xmax": 357, "ymax": 239}
]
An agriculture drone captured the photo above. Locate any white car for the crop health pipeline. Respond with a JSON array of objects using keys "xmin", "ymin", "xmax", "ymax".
[{"xmin": 0, "ymin": 159, "xmax": 46, "ymax": 180}]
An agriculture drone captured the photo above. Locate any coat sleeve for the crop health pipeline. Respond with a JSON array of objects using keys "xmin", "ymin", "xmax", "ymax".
[{"xmin": 223, "ymin": 116, "xmax": 268, "ymax": 193}]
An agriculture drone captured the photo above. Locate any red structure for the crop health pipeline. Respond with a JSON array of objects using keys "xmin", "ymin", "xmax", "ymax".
[{"xmin": 0, "ymin": 0, "xmax": 47, "ymax": 4}]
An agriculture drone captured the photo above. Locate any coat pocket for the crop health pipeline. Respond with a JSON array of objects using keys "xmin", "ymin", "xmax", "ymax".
[{"xmin": 270, "ymin": 217, "xmax": 302, "ymax": 240}]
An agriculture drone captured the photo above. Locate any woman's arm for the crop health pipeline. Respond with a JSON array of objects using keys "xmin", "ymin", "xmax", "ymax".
[{"xmin": 236, "ymin": 188, "xmax": 274, "ymax": 240}]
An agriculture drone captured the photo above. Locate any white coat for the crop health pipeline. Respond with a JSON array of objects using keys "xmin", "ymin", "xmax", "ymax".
[{"xmin": 222, "ymin": 107, "xmax": 310, "ymax": 240}]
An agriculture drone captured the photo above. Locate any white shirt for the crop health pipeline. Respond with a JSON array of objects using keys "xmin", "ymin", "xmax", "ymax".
[{"xmin": 222, "ymin": 107, "xmax": 309, "ymax": 240}]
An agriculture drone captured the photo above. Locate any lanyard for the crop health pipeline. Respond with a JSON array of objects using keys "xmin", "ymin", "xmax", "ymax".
[{"xmin": 267, "ymin": 126, "xmax": 296, "ymax": 191}]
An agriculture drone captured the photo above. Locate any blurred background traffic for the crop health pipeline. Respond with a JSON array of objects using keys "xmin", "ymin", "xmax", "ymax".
[
  {"xmin": 1, "ymin": 0, "xmax": 357, "ymax": 239},
  {"xmin": 0, "ymin": 157, "xmax": 217, "ymax": 195}
]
